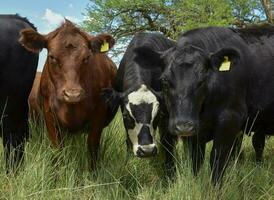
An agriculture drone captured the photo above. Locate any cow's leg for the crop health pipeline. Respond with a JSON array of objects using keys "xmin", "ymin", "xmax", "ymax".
[
  {"xmin": 161, "ymin": 133, "xmax": 176, "ymax": 179},
  {"xmin": 189, "ymin": 137, "xmax": 206, "ymax": 176},
  {"xmin": 182, "ymin": 137, "xmax": 191, "ymax": 156},
  {"xmin": 210, "ymin": 138, "xmax": 235, "ymax": 186},
  {"xmin": 252, "ymin": 131, "xmax": 265, "ymax": 163},
  {"xmin": 1, "ymin": 98, "xmax": 28, "ymax": 173},
  {"xmin": 210, "ymin": 112, "xmax": 242, "ymax": 185},
  {"xmin": 43, "ymin": 99, "xmax": 61, "ymax": 147},
  {"xmin": 87, "ymin": 127, "xmax": 102, "ymax": 170},
  {"xmin": 159, "ymin": 116, "xmax": 177, "ymax": 179},
  {"xmin": 125, "ymin": 137, "xmax": 131, "ymax": 164},
  {"xmin": 87, "ymin": 106, "xmax": 107, "ymax": 170},
  {"xmin": 2, "ymin": 122, "xmax": 27, "ymax": 173},
  {"xmin": 231, "ymin": 132, "xmax": 244, "ymax": 160}
]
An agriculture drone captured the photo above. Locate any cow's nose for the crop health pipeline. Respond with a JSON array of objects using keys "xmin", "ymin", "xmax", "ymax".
[
  {"xmin": 136, "ymin": 145, "xmax": 157, "ymax": 158},
  {"xmin": 63, "ymin": 88, "xmax": 85, "ymax": 103},
  {"xmin": 174, "ymin": 121, "xmax": 195, "ymax": 136}
]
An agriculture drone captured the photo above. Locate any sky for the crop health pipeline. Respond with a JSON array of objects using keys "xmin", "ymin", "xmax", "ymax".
[{"xmin": 1, "ymin": 0, "xmax": 90, "ymax": 71}]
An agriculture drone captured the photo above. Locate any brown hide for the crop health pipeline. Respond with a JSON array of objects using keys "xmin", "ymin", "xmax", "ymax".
[
  {"xmin": 28, "ymin": 72, "xmax": 42, "ymax": 120},
  {"xmin": 20, "ymin": 20, "xmax": 117, "ymax": 169}
]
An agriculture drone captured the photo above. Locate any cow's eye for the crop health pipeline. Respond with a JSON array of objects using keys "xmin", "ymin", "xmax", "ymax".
[
  {"xmin": 123, "ymin": 113, "xmax": 135, "ymax": 129},
  {"xmin": 197, "ymin": 79, "xmax": 206, "ymax": 89},
  {"xmin": 161, "ymin": 78, "xmax": 169, "ymax": 90},
  {"xmin": 49, "ymin": 55, "xmax": 60, "ymax": 66},
  {"xmin": 82, "ymin": 55, "xmax": 90, "ymax": 64}
]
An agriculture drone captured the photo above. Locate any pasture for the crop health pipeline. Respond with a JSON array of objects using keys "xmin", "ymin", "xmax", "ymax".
[{"xmin": 0, "ymin": 112, "xmax": 273, "ymax": 200}]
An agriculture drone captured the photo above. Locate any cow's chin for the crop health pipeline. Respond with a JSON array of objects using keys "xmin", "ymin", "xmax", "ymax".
[
  {"xmin": 63, "ymin": 96, "xmax": 84, "ymax": 104},
  {"xmin": 56, "ymin": 95, "xmax": 85, "ymax": 104},
  {"xmin": 175, "ymin": 127, "xmax": 197, "ymax": 137},
  {"xmin": 132, "ymin": 144, "xmax": 157, "ymax": 158},
  {"xmin": 55, "ymin": 87, "xmax": 86, "ymax": 104},
  {"xmin": 177, "ymin": 131, "xmax": 196, "ymax": 137}
]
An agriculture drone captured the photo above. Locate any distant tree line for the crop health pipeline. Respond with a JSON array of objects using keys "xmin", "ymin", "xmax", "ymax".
[{"xmin": 82, "ymin": 0, "xmax": 267, "ymax": 56}]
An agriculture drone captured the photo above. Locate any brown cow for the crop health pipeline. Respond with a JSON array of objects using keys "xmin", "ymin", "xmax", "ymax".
[
  {"xmin": 19, "ymin": 20, "xmax": 117, "ymax": 168},
  {"xmin": 28, "ymin": 71, "xmax": 42, "ymax": 120}
]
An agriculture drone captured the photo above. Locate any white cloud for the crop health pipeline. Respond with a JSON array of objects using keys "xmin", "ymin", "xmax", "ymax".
[
  {"xmin": 41, "ymin": 9, "xmax": 81, "ymax": 34},
  {"xmin": 42, "ymin": 9, "xmax": 64, "ymax": 27}
]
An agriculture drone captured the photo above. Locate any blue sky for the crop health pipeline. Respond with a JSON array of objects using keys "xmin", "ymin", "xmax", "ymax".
[{"xmin": 1, "ymin": 0, "xmax": 90, "ymax": 71}]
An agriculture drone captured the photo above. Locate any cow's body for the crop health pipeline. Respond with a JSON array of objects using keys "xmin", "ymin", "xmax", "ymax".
[
  {"xmin": 20, "ymin": 20, "xmax": 117, "ymax": 168},
  {"xmin": 234, "ymin": 26, "xmax": 274, "ymax": 162},
  {"xmin": 134, "ymin": 26, "xmax": 274, "ymax": 184},
  {"xmin": 28, "ymin": 72, "xmax": 42, "ymax": 119},
  {"xmin": 102, "ymin": 33, "xmax": 177, "ymax": 175},
  {"xmin": 0, "ymin": 15, "xmax": 38, "ymax": 170}
]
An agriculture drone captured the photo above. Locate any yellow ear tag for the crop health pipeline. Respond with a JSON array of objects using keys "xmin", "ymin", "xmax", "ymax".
[
  {"xmin": 219, "ymin": 56, "xmax": 231, "ymax": 71},
  {"xmin": 100, "ymin": 40, "xmax": 109, "ymax": 52}
]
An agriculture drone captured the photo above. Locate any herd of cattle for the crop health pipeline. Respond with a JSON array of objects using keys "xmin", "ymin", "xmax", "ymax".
[{"xmin": 1, "ymin": 14, "xmax": 274, "ymax": 185}]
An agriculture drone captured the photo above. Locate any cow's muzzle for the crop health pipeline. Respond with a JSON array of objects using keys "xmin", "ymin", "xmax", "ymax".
[
  {"xmin": 136, "ymin": 144, "xmax": 157, "ymax": 158},
  {"xmin": 63, "ymin": 88, "xmax": 85, "ymax": 103},
  {"xmin": 173, "ymin": 121, "xmax": 196, "ymax": 137}
]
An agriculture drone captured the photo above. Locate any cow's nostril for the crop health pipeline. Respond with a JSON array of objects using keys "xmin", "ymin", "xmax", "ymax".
[
  {"xmin": 64, "ymin": 90, "xmax": 80, "ymax": 97},
  {"xmin": 62, "ymin": 88, "xmax": 85, "ymax": 103},
  {"xmin": 174, "ymin": 121, "xmax": 195, "ymax": 136},
  {"xmin": 136, "ymin": 148, "xmax": 145, "ymax": 157},
  {"xmin": 136, "ymin": 145, "xmax": 157, "ymax": 157}
]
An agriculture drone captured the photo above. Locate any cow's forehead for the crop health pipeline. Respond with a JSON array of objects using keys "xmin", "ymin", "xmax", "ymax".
[
  {"xmin": 49, "ymin": 39, "xmax": 88, "ymax": 51},
  {"xmin": 127, "ymin": 84, "xmax": 158, "ymax": 105}
]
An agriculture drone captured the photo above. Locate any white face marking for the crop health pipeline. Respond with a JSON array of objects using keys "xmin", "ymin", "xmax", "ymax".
[
  {"xmin": 125, "ymin": 84, "xmax": 159, "ymax": 155},
  {"xmin": 128, "ymin": 123, "xmax": 157, "ymax": 156}
]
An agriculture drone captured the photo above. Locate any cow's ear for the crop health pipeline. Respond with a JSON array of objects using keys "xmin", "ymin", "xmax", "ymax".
[
  {"xmin": 134, "ymin": 46, "xmax": 166, "ymax": 71},
  {"xmin": 210, "ymin": 48, "xmax": 240, "ymax": 72},
  {"xmin": 19, "ymin": 28, "xmax": 46, "ymax": 53},
  {"xmin": 89, "ymin": 34, "xmax": 115, "ymax": 53},
  {"xmin": 101, "ymin": 88, "xmax": 123, "ymax": 112}
]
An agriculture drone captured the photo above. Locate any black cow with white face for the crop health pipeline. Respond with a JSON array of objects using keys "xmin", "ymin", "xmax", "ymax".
[
  {"xmin": 102, "ymin": 33, "xmax": 176, "ymax": 172},
  {"xmin": 134, "ymin": 26, "xmax": 274, "ymax": 185}
]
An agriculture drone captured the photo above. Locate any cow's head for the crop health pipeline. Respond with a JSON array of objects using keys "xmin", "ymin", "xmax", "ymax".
[
  {"xmin": 19, "ymin": 20, "xmax": 115, "ymax": 104},
  {"xmin": 102, "ymin": 84, "xmax": 160, "ymax": 157},
  {"xmin": 133, "ymin": 44, "xmax": 239, "ymax": 137}
]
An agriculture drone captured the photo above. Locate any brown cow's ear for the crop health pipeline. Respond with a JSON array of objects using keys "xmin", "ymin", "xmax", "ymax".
[
  {"xmin": 89, "ymin": 34, "xmax": 115, "ymax": 53},
  {"xmin": 19, "ymin": 28, "xmax": 46, "ymax": 53}
]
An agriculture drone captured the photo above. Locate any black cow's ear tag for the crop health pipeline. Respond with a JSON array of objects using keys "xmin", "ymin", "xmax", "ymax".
[
  {"xmin": 219, "ymin": 56, "xmax": 231, "ymax": 71},
  {"xmin": 100, "ymin": 40, "xmax": 109, "ymax": 52}
]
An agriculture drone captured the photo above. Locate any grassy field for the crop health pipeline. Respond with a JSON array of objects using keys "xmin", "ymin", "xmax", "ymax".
[{"xmin": 0, "ymin": 113, "xmax": 273, "ymax": 200}]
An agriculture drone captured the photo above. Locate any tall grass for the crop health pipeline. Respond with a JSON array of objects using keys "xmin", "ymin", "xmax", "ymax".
[{"xmin": 0, "ymin": 112, "xmax": 273, "ymax": 199}]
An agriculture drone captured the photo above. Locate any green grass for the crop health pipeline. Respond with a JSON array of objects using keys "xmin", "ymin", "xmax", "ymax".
[{"xmin": 0, "ymin": 113, "xmax": 273, "ymax": 200}]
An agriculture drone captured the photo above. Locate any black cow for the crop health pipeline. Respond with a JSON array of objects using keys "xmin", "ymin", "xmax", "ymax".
[
  {"xmin": 102, "ymin": 32, "xmax": 176, "ymax": 175},
  {"xmin": 0, "ymin": 15, "xmax": 38, "ymax": 171},
  {"xmin": 133, "ymin": 26, "xmax": 274, "ymax": 184},
  {"xmin": 234, "ymin": 25, "xmax": 274, "ymax": 163}
]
